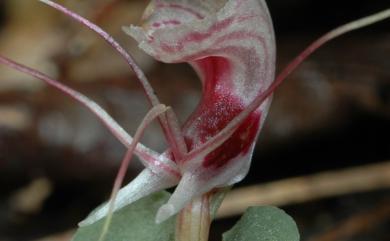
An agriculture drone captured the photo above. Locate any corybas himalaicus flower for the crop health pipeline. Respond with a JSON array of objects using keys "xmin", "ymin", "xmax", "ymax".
[
  {"xmin": 1, "ymin": 0, "xmax": 389, "ymax": 228},
  {"xmin": 122, "ymin": 0, "xmax": 276, "ymax": 223}
]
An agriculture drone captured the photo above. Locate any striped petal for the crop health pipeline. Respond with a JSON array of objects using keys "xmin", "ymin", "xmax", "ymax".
[{"xmin": 79, "ymin": 168, "xmax": 179, "ymax": 226}]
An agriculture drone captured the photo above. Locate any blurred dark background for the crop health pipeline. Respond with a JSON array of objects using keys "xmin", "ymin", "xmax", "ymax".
[{"xmin": 0, "ymin": 0, "xmax": 389, "ymax": 240}]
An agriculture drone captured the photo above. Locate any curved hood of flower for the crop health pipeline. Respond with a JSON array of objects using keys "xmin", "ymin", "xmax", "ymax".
[
  {"xmin": 125, "ymin": 0, "xmax": 275, "ymax": 172},
  {"xmin": 81, "ymin": 0, "xmax": 276, "ymax": 225}
]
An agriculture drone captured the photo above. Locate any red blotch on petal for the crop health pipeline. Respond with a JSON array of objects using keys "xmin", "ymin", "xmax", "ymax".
[
  {"xmin": 203, "ymin": 112, "xmax": 260, "ymax": 169},
  {"xmin": 183, "ymin": 56, "xmax": 261, "ymax": 169}
]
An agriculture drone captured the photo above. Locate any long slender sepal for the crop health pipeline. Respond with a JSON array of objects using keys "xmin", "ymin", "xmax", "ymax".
[
  {"xmin": 166, "ymin": 108, "xmax": 188, "ymax": 159},
  {"xmin": 38, "ymin": 0, "xmax": 187, "ymax": 160},
  {"xmin": 98, "ymin": 104, "xmax": 169, "ymax": 241},
  {"xmin": 0, "ymin": 55, "xmax": 179, "ymax": 176}
]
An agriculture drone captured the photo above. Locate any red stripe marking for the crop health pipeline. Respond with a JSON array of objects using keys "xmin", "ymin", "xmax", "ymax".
[{"xmin": 156, "ymin": 3, "xmax": 204, "ymax": 20}]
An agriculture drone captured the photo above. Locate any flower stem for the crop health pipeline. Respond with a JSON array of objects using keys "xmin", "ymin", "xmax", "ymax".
[{"xmin": 175, "ymin": 193, "xmax": 212, "ymax": 241}]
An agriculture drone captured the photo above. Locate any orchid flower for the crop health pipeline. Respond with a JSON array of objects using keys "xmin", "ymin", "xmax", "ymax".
[
  {"xmin": 121, "ymin": 0, "xmax": 277, "ymax": 224},
  {"xmin": 1, "ymin": 0, "xmax": 389, "ymax": 237}
]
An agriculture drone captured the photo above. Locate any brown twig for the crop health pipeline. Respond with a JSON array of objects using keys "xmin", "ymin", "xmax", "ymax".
[
  {"xmin": 217, "ymin": 161, "xmax": 390, "ymax": 218},
  {"xmin": 307, "ymin": 199, "xmax": 390, "ymax": 241}
]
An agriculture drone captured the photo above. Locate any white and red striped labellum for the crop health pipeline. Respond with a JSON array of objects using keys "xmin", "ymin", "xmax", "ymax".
[
  {"xmin": 101, "ymin": 0, "xmax": 275, "ymax": 224},
  {"xmin": 80, "ymin": 0, "xmax": 276, "ymax": 225}
]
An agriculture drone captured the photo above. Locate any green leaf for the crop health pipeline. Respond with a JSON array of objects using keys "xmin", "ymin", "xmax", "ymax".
[
  {"xmin": 72, "ymin": 191, "xmax": 175, "ymax": 241},
  {"xmin": 223, "ymin": 206, "xmax": 300, "ymax": 241}
]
